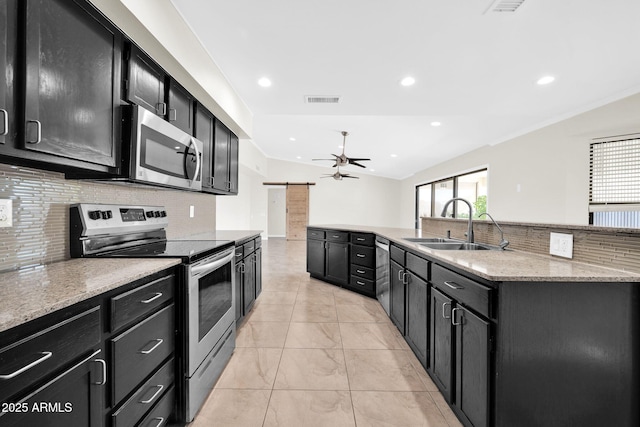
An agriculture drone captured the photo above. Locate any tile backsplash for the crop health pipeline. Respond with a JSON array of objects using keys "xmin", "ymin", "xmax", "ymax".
[{"xmin": 0, "ymin": 163, "xmax": 216, "ymax": 272}]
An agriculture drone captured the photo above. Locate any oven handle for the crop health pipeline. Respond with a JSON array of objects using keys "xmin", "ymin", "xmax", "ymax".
[{"xmin": 191, "ymin": 250, "xmax": 234, "ymax": 278}]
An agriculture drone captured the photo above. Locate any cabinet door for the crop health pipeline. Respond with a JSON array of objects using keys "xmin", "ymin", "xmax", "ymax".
[
  {"xmin": 306, "ymin": 238, "xmax": 325, "ymax": 277},
  {"xmin": 325, "ymin": 242, "xmax": 349, "ymax": 285},
  {"xmin": 228, "ymin": 132, "xmax": 239, "ymax": 194},
  {"xmin": 254, "ymin": 248, "xmax": 262, "ymax": 299},
  {"xmin": 24, "ymin": 0, "xmax": 120, "ymax": 168},
  {"xmin": 243, "ymin": 256, "xmax": 256, "ymax": 314},
  {"xmin": 406, "ymin": 272, "xmax": 428, "ymax": 367},
  {"xmin": 389, "ymin": 260, "xmax": 406, "ymax": 335},
  {"xmin": 430, "ymin": 287, "xmax": 453, "ymax": 402},
  {"xmin": 0, "ymin": 350, "xmax": 104, "ymax": 427},
  {"xmin": 455, "ymin": 307, "xmax": 490, "ymax": 427},
  {"xmin": 168, "ymin": 79, "xmax": 194, "ymax": 135},
  {"xmin": 234, "ymin": 261, "xmax": 244, "ymax": 323},
  {"xmin": 126, "ymin": 44, "xmax": 166, "ymax": 117},
  {"xmin": 0, "ymin": 0, "xmax": 16, "ymax": 147},
  {"xmin": 213, "ymin": 120, "xmax": 230, "ymax": 192},
  {"xmin": 196, "ymin": 104, "xmax": 215, "ymax": 192}
]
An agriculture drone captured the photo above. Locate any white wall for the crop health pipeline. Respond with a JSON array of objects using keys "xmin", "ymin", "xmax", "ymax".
[
  {"xmin": 267, "ymin": 188, "xmax": 287, "ymax": 237},
  {"xmin": 399, "ymin": 92, "xmax": 640, "ymax": 228}
]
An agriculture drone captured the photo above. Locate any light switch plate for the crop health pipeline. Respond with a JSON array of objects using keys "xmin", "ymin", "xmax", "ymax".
[
  {"xmin": 549, "ymin": 232, "xmax": 573, "ymax": 258},
  {"xmin": 0, "ymin": 199, "xmax": 13, "ymax": 228},
  {"xmin": 189, "ymin": 205, "xmax": 195, "ymax": 218}
]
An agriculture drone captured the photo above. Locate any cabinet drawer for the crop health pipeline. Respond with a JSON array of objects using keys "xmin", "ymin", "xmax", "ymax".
[
  {"xmin": 234, "ymin": 245, "xmax": 244, "ymax": 259},
  {"xmin": 307, "ymin": 229, "xmax": 325, "ymax": 240},
  {"xmin": 351, "ymin": 245, "xmax": 375, "ymax": 267},
  {"xmin": 406, "ymin": 253, "xmax": 430, "ymax": 281},
  {"xmin": 0, "ymin": 306, "xmax": 101, "ymax": 403},
  {"xmin": 111, "ymin": 304, "xmax": 174, "ymax": 404},
  {"xmin": 112, "ymin": 358, "xmax": 174, "ymax": 427},
  {"xmin": 111, "ymin": 274, "xmax": 174, "ymax": 332},
  {"xmin": 351, "ymin": 232, "xmax": 375, "ymax": 246},
  {"xmin": 254, "ymin": 237, "xmax": 262, "ymax": 248},
  {"xmin": 351, "ymin": 264, "xmax": 374, "ymax": 281},
  {"xmin": 390, "ymin": 245, "xmax": 405, "ymax": 264},
  {"xmin": 326, "ymin": 231, "xmax": 349, "ymax": 242},
  {"xmin": 350, "ymin": 275, "xmax": 375, "ymax": 294},
  {"xmin": 137, "ymin": 385, "xmax": 175, "ymax": 427},
  {"xmin": 243, "ymin": 240, "xmax": 255, "ymax": 255},
  {"xmin": 432, "ymin": 264, "xmax": 492, "ymax": 318}
]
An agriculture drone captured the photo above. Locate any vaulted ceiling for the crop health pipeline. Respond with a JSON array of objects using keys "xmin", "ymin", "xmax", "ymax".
[{"xmin": 170, "ymin": 0, "xmax": 640, "ymax": 179}]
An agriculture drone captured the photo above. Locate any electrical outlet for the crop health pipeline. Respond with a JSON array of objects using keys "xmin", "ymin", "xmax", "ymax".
[
  {"xmin": 549, "ymin": 232, "xmax": 573, "ymax": 258},
  {"xmin": 0, "ymin": 199, "xmax": 13, "ymax": 228},
  {"xmin": 189, "ymin": 205, "xmax": 195, "ymax": 218}
]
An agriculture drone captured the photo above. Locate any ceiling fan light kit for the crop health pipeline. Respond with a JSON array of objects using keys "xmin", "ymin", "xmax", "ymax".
[{"xmin": 313, "ymin": 131, "xmax": 371, "ymax": 180}]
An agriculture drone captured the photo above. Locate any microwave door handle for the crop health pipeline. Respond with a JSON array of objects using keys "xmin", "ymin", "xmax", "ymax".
[
  {"xmin": 190, "ymin": 139, "xmax": 201, "ymax": 185},
  {"xmin": 191, "ymin": 251, "xmax": 234, "ymax": 277}
]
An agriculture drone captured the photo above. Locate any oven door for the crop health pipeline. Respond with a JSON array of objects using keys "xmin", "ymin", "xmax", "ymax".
[
  {"xmin": 187, "ymin": 248, "xmax": 235, "ymax": 376},
  {"xmin": 131, "ymin": 105, "xmax": 202, "ymax": 191}
]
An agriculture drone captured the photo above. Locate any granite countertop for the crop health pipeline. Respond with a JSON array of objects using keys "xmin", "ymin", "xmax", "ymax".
[
  {"xmin": 311, "ymin": 224, "xmax": 640, "ymax": 283},
  {"xmin": 176, "ymin": 230, "xmax": 263, "ymax": 243},
  {"xmin": 0, "ymin": 258, "xmax": 181, "ymax": 333}
]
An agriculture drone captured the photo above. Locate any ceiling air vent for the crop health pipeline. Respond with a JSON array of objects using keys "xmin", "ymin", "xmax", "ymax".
[
  {"xmin": 485, "ymin": 0, "xmax": 526, "ymax": 13},
  {"xmin": 305, "ymin": 95, "xmax": 341, "ymax": 104}
]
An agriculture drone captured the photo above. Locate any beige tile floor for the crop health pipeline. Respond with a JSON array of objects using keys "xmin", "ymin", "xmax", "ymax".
[{"xmin": 189, "ymin": 239, "xmax": 463, "ymax": 427}]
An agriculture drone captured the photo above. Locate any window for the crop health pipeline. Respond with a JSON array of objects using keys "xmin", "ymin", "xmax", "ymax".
[
  {"xmin": 589, "ymin": 135, "xmax": 640, "ymax": 228},
  {"xmin": 415, "ymin": 169, "xmax": 487, "ymax": 229}
]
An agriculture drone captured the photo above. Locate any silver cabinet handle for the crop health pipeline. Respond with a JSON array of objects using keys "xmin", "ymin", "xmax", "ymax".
[
  {"xmin": 140, "ymin": 339, "xmax": 163, "ymax": 355},
  {"xmin": 150, "ymin": 417, "xmax": 165, "ymax": 427},
  {"xmin": 156, "ymin": 103, "xmax": 167, "ymax": 116},
  {"xmin": 444, "ymin": 281, "xmax": 463, "ymax": 290},
  {"xmin": 402, "ymin": 272, "xmax": 409, "ymax": 284},
  {"xmin": 141, "ymin": 292, "xmax": 163, "ymax": 304},
  {"xmin": 239, "ymin": 262, "xmax": 245, "ymax": 273},
  {"xmin": 140, "ymin": 384, "xmax": 164, "ymax": 404},
  {"xmin": 356, "ymin": 254, "xmax": 366, "ymax": 258},
  {"xmin": 452, "ymin": 308, "xmax": 462, "ymax": 326},
  {"xmin": 355, "ymin": 280, "xmax": 365, "ymax": 286},
  {"xmin": 332, "ymin": 235, "xmax": 340, "ymax": 238},
  {"xmin": 0, "ymin": 109, "xmax": 8, "ymax": 136},
  {"xmin": 356, "ymin": 269, "xmax": 366, "ymax": 274},
  {"xmin": 397, "ymin": 270, "xmax": 403, "ymax": 280},
  {"xmin": 94, "ymin": 358, "xmax": 107, "ymax": 385},
  {"xmin": 0, "ymin": 351, "xmax": 52, "ymax": 380},
  {"xmin": 169, "ymin": 108, "xmax": 177, "ymax": 121},
  {"xmin": 356, "ymin": 237, "xmax": 365, "ymax": 241},
  {"xmin": 26, "ymin": 120, "xmax": 42, "ymax": 144},
  {"xmin": 442, "ymin": 302, "xmax": 451, "ymax": 319}
]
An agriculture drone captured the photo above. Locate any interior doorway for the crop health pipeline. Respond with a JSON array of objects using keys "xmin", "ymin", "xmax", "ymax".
[{"xmin": 267, "ymin": 187, "xmax": 286, "ymax": 238}]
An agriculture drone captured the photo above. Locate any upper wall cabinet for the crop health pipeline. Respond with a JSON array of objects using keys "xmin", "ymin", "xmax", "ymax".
[
  {"xmin": 195, "ymin": 102, "xmax": 215, "ymax": 192},
  {"xmin": 125, "ymin": 44, "xmax": 194, "ymax": 135},
  {"xmin": 21, "ymin": 0, "xmax": 121, "ymax": 170},
  {"xmin": 0, "ymin": 0, "xmax": 17, "ymax": 148}
]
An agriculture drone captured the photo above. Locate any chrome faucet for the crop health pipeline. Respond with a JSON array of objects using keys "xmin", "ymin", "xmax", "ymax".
[
  {"xmin": 479, "ymin": 212, "xmax": 509, "ymax": 250},
  {"xmin": 440, "ymin": 198, "xmax": 474, "ymax": 243}
]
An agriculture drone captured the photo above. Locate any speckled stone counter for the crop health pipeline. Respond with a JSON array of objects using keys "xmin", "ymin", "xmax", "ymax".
[
  {"xmin": 177, "ymin": 230, "xmax": 262, "ymax": 244},
  {"xmin": 310, "ymin": 224, "xmax": 640, "ymax": 282},
  {"xmin": 0, "ymin": 258, "xmax": 181, "ymax": 333}
]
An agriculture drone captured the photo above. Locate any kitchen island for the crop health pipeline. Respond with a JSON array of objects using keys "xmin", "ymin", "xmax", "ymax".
[{"xmin": 307, "ymin": 224, "xmax": 640, "ymax": 427}]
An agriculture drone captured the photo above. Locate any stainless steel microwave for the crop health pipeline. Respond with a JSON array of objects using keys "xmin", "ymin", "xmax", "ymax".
[{"xmin": 124, "ymin": 105, "xmax": 202, "ymax": 191}]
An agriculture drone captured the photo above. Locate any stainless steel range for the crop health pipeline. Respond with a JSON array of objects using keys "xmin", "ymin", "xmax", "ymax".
[{"xmin": 70, "ymin": 203, "xmax": 236, "ymax": 422}]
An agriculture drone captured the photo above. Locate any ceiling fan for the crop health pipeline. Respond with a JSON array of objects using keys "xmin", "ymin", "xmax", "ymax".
[
  {"xmin": 320, "ymin": 167, "xmax": 359, "ymax": 180},
  {"xmin": 313, "ymin": 131, "xmax": 371, "ymax": 168}
]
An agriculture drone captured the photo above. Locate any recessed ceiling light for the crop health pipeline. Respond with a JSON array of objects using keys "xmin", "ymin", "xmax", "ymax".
[
  {"xmin": 289, "ymin": 137, "xmax": 296, "ymax": 141},
  {"xmin": 536, "ymin": 75, "xmax": 555, "ymax": 85},
  {"xmin": 391, "ymin": 154, "xmax": 398, "ymax": 158},
  {"xmin": 296, "ymin": 156, "xmax": 302, "ymax": 159},
  {"xmin": 258, "ymin": 77, "xmax": 272, "ymax": 87},
  {"xmin": 431, "ymin": 121, "xmax": 441, "ymax": 127},
  {"xmin": 400, "ymin": 76, "xmax": 415, "ymax": 87},
  {"xmin": 338, "ymin": 145, "xmax": 344, "ymax": 149},
  {"xmin": 370, "ymin": 168, "xmax": 376, "ymax": 172}
]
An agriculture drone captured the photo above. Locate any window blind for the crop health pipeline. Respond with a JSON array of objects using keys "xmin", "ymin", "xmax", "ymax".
[{"xmin": 589, "ymin": 136, "xmax": 640, "ymax": 205}]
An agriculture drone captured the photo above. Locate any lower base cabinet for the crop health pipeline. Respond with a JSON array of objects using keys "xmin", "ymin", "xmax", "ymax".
[{"xmin": 234, "ymin": 236, "xmax": 262, "ymax": 325}]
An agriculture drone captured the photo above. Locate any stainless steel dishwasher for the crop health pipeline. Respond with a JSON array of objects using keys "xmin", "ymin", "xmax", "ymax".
[{"xmin": 375, "ymin": 237, "xmax": 390, "ymax": 315}]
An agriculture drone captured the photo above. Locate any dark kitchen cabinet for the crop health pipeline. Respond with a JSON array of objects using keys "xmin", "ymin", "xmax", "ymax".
[
  {"xmin": 22, "ymin": 0, "xmax": 121, "ymax": 170},
  {"xmin": 234, "ymin": 255, "xmax": 244, "ymax": 323},
  {"xmin": 209, "ymin": 119, "xmax": 239, "ymax": 195},
  {"xmin": 126, "ymin": 43, "xmax": 166, "ymax": 118},
  {"xmin": 235, "ymin": 236, "xmax": 262, "ymax": 324},
  {"xmin": 0, "ymin": 0, "xmax": 16, "ymax": 148},
  {"xmin": 168, "ymin": 79, "xmax": 194, "ymax": 135},
  {"xmin": 430, "ymin": 287, "xmax": 453, "ymax": 402},
  {"xmin": 243, "ymin": 254, "xmax": 256, "ymax": 314},
  {"xmin": 348, "ymin": 232, "xmax": 376, "ymax": 297},
  {"xmin": 196, "ymin": 103, "xmax": 216, "ymax": 192},
  {"xmin": 306, "ymin": 230, "xmax": 326, "ymax": 277},
  {"xmin": 255, "ymin": 246, "xmax": 262, "ymax": 298},
  {"xmin": 326, "ymin": 241, "xmax": 349, "ymax": 285},
  {"xmin": 389, "ymin": 259, "xmax": 406, "ymax": 334},
  {"xmin": 405, "ymin": 268, "xmax": 429, "ymax": 368}
]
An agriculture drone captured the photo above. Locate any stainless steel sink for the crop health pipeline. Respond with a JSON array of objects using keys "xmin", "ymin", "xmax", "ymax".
[
  {"xmin": 419, "ymin": 242, "xmax": 498, "ymax": 251},
  {"xmin": 402, "ymin": 237, "xmax": 452, "ymax": 243}
]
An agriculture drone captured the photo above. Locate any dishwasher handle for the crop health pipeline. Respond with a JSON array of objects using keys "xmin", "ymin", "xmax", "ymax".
[{"xmin": 375, "ymin": 240, "xmax": 389, "ymax": 251}]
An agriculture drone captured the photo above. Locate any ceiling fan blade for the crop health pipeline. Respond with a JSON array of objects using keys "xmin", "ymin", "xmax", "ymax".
[
  {"xmin": 348, "ymin": 158, "xmax": 370, "ymax": 161},
  {"xmin": 349, "ymin": 161, "xmax": 368, "ymax": 168},
  {"xmin": 342, "ymin": 175, "xmax": 359, "ymax": 179},
  {"xmin": 312, "ymin": 158, "xmax": 336, "ymax": 161}
]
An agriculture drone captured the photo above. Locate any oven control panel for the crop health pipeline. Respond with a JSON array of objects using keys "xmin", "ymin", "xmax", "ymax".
[{"xmin": 71, "ymin": 204, "xmax": 169, "ymax": 236}]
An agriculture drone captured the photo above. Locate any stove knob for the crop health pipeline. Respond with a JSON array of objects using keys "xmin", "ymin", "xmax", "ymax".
[
  {"xmin": 100, "ymin": 211, "xmax": 109, "ymax": 220},
  {"xmin": 146, "ymin": 211, "xmax": 154, "ymax": 218},
  {"xmin": 160, "ymin": 211, "xmax": 167, "ymax": 217},
  {"xmin": 154, "ymin": 211, "xmax": 161, "ymax": 218},
  {"xmin": 106, "ymin": 210, "xmax": 113, "ymax": 219},
  {"xmin": 88, "ymin": 210, "xmax": 101, "ymax": 220}
]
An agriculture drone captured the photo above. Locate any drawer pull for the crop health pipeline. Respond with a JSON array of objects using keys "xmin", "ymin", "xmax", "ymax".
[
  {"xmin": 356, "ymin": 269, "xmax": 366, "ymax": 274},
  {"xmin": 26, "ymin": 120, "xmax": 42, "ymax": 144},
  {"xmin": 356, "ymin": 281, "xmax": 365, "ymax": 286},
  {"xmin": 356, "ymin": 238, "xmax": 365, "ymax": 241},
  {"xmin": 356, "ymin": 254, "xmax": 366, "ymax": 258},
  {"xmin": 141, "ymin": 292, "xmax": 163, "ymax": 304},
  {"xmin": 444, "ymin": 281, "xmax": 464, "ymax": 290},
  {"xmin": 94, "ymin": 358, "xmax": 107, "ymax": 385},
  {"xmin": 442, "ymin": 302, "xmax": 451, "ymax": 319},
  {"xmin": 140, "ymin": 384, "xmax": 164, "ymax": 404},
  {"xmin": 332, "ymin": 235, "xmax": 340, "ymax": 238},
  {"xmin": 150, "ymin": 417, "xmax": 165, "ymax": 427},
  {"xmin": 140, "ymin": 339, "xmax": 164, "ymax": 355},
  {"xmin": 0, "ymin": 351, "xmax": 52, "ymax": 380},
  {"xmin": 452, "ymin": 308, "xmax": 462, "ymax": 326}
]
